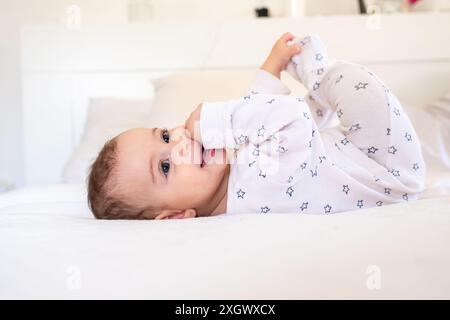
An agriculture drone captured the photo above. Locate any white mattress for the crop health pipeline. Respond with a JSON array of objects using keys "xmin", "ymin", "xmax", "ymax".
[{"xmin": 0, "ymin": 181, "xmax": 449, "ymax": 299}]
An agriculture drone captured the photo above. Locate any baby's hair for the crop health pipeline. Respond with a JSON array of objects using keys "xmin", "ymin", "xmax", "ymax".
[{"xmin": 87, "ymin": 137, "xmax": 157, "ymax": 220}]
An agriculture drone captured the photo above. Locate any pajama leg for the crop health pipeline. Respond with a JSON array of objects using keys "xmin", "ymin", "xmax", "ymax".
[
  {"xmin": 317, "ymin": 63, "xmax": 426, "ymax": 192},
  {"xmin": 286, "ymin": 35, "xmax": 425, "ymax": 193}
]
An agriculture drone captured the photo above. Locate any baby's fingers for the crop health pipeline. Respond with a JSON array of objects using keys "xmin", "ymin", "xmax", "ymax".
[
  {"xmin": 285, "ymin": 44, "xmax": 302, "ymax": 57},
  {"xmin": 281, "ymin": 32, "xmax": 295, "ymax": 42},
  {"xmin": 288, "ymin": 43, "xmax": 301, "ymax": 55}
]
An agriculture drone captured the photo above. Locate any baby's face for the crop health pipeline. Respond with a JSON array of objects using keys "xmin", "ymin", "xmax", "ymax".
[{"xmin": 114, "ymin": 127, "xmax": 228, "ymax": 218}]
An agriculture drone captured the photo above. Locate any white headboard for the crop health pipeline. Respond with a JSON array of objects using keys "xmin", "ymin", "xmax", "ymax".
[{"xmin": 21, "ymin": 13, "xmax": 450, "ymax": 186}]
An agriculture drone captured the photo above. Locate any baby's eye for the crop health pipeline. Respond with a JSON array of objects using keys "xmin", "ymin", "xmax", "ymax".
[
  {"xmin": 161, "ymin": 128, "xmax": 170, "ymax": 143},
  {"xmin": 160, "ymin": 159, "xmax": 170, "ymax": 177}
]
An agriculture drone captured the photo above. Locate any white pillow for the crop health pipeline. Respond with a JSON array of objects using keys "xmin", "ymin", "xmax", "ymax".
[
  {"xmin": 402, "ymin": 93, "xmax": 450, "ymax": 198},
  {"xmin": 406, "ymin": 94, "xmax": 450, "ymax": 172},
  {"xmin": 148, "ymin": 69, "xmax": 254, "ymax": 129},
  {"xmin": 148, "ymin": 69, "xmax": 307, "ymax": 129},
  {"xmin": 62, "ymin": 97, "xmax": 152, "ymax": 184}
]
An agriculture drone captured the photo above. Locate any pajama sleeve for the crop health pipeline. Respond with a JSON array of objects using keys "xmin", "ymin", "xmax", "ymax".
[
  {"xmin": 245, "ymin": 69, "xmax": 291, "ymax": 96},
  {"xmin": 199, "ymin": 94, "xmax": 312, "ymax": 151}
]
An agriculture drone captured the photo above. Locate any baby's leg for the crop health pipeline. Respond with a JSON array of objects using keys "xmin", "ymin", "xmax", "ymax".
[
  {"xmin": 304, "ymin": 93, "xmax": 337, "ymax": 131},
  {"xmin": 320, "ymin": 63, "xmax": 426, "ymax": 192}
]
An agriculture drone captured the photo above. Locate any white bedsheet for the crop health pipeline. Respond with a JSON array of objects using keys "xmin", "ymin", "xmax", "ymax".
[{"xmin": 0, "ymin": 182, "xmax": 449, "ymax": 299}]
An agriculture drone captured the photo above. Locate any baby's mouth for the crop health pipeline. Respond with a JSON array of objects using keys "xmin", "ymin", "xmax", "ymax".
[
  {"xmin": 201, "ymin": 145, "xmax": 216, "ymax": 168},
  {"xmin": 201, "ymin": 145, "xmax": 206, "ymax": 167}
]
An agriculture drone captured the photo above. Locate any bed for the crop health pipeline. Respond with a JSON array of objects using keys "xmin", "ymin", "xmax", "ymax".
[{"xmin": 1, "ymin": 13, "xmax": 450, "ymax": 299}]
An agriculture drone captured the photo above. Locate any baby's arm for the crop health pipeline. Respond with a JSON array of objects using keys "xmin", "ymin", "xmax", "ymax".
[
  {"xmin": 260, "ymin": 32, "xmax": 301, "ymax": 80},
  {"xmin": 185, "ymin": 94, "xmax": 312, "ymax": 151},
  {"xmin": 245, "ymin": 33, "xmax": 301, "ymax": 96}
]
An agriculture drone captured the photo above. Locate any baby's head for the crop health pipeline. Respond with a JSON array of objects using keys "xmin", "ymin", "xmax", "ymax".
[{"xmin": 87, "ymin": 127, "xmax": 228, "ymax": 220}]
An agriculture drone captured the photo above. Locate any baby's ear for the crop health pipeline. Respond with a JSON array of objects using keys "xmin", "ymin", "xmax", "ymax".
[
  {"xmin": 181, "ymin": 209, "xmax": 197, "ymax": 219},
  {"xmin": 154, "ymin": 209, "xmax": 197, "ymax": 220}
]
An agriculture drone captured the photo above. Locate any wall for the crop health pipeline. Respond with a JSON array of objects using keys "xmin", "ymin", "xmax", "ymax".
[
  {"xmin": 127, "ymin": 0, "xmax": 360, "ymax": 20},
  {"xmin": 0, "ymin": 1, "xmax": 24, "ymax": 190},
  {"xmin": 0, "ymin": 0, "xmax": 127, "ymax": 189}
]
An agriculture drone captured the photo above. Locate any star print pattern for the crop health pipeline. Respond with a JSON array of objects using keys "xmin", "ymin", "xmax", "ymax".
[
  {"xmin": 219, "ymin": 35, "xmax": 425, "ymax": 216},
  {"xmin": 237, "ymin": 189, "xmax": 245, "ymax": 199},
  {"xmin": 388, "ymin": 146, "xmax": 397, "ymax": 155},
  {"xmin": 349, "ymin": 123, "xmax": 361, "ymax": 131},
  {"xmin": 286, "ymin": 187, "xmax": 294, "ymax": 197},
  {"xmin": 355, "ymin": 82, "xmax": 369, "ymax": 90},
  {"xmin": 260, "ymin": 206, "xmax": 270, "ymax": 213},
  {"xmin": 257, "ymin": 126, "xmax": 266, "ymax": 137},
  {"xmin": 335, "ymin": 75, "xmax": 343, "ymax": 84},
  {"xmin": 341, "ymin": 137, "xmax": 349, "ymax": 146},
  {"xmin": 404, "ymin": 132, "xmax": 412, "ymax": 141},
  {"xmin": 300, "ymin": 36, "xmax": 311, "ymax": 46},
  {"xmin": 389, "ymin": 168, "xmax": 400, "ymax": 177},
  {"xmin": 342, "ymin": 185, "xmax": 350, "ymax": 194},
  {"xmin": 368, "ymin": 146, "xmax": 378, "ymax": 154},
  {"xmin": 277, "ymin": 146, "xmax": 287, "ymax": 153},
  {"xmin": 237, "ymin": 134, "xmax": 247, "ymax": 144},
  {"xmin": 300, "ymin": 202, "xmax": 308, "ymax": 211},
  {"xmin": 334, "ymin": 142, "xmax": 341, "ymax": 150}
]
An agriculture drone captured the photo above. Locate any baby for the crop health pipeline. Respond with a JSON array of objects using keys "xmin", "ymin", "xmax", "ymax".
[{"xmin": 87, "ymin": 33, "xmax": 426, "ymax": 220}]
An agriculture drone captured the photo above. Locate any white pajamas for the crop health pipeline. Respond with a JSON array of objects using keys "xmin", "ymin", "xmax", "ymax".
[{"xmin": 200, "ymin": 35, "xmax": 426, "ymax": 214}]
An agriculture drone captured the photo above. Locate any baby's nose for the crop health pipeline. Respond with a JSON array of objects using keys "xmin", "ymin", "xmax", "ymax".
[
  {"xmin": 170, "ymin": 138, "xmax": 195, "ymax": 165},
  {"xmin": 178, "ymin": 142, "xmax": 187, "ymax": 157},
  {"xmin": 171, "ymin": 126, "xmax": 189, "ymax": 142}
]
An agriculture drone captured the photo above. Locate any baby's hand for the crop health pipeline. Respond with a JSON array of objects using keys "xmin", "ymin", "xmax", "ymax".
[
  {"xmin": 185, "ymin": 103, "xmax": 203, "ymax": 144},
  {"xmin": 261, "ymin": 32, "xmax": 301, "ymax": 79}
]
